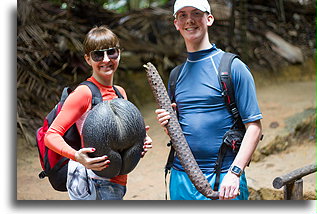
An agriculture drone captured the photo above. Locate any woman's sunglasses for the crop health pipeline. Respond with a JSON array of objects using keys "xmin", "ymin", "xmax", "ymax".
[{"xmin": 90, "ymin": 48, "xmax": 120, "ymax": 62}]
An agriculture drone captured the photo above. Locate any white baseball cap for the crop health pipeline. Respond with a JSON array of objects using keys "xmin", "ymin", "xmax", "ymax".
[{"xmin": 173, "ymin": 0, "xmax": 211, "ymax": 16}]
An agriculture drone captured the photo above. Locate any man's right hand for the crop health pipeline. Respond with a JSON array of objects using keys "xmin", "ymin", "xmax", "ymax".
[
  {"xmin": 155, "ymin": 108, "xmax": 171, "ymax": 127},
  {"xmin": 154, "ymin": 103, "xmax": 177, "ymax": 126},
  {"xmin": 154, "ymin": 103, "xmax": 177, "ymax": 135}
]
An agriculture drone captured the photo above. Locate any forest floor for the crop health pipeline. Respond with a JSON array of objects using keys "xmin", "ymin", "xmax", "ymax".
[{"xmin": 17, "ymin": 78, "xmax": 316, "ymax": 200}]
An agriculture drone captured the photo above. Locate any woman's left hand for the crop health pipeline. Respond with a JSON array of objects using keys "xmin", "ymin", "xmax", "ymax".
[
  {"xmin": 219, "ymin": 171, "xmax": 240, "ymax": 200},
  {"xmin": 141, "ymin": 125, "xmax": 152, "ymax": 157}
]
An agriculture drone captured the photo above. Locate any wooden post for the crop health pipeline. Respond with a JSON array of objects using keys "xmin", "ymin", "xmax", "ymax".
[
  {"xmin": 273, "ymin": 164, "xmax": 316, "ymax": 200},
  {"xmin": 273, "ymin": 164, "xmax": 316, "ymax": 189},
  {"xmin": 284, "ymin": 179, "xmax": 303, "ymax": 200}
]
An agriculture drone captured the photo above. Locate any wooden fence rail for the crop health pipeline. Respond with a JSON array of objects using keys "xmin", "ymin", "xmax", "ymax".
[{"xmin": 272, "ymin": 164, "xmax": 316, "ymax": 200}]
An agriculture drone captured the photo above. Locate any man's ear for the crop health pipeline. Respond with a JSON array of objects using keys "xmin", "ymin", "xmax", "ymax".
[
  {"xmin": 174, "ymin": 19, "xmax": 180, "ymax": 31},
  {"xmin": 207, "ymin": 14, "xmax": 214, "ymax": 26},
  {"xmin": 84, "ymin": 54, "xmax": 91, "ymax": 66}
]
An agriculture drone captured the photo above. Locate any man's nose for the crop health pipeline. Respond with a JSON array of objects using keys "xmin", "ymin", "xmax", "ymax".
[{"xmin": 186, "ymin": 15, "xmax": 195, "ymax": 24}]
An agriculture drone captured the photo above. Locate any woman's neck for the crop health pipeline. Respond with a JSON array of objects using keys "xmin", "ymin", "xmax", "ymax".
[{"xmin": 92, "ymin": 74, "xmax": 113, "ymax": 86}]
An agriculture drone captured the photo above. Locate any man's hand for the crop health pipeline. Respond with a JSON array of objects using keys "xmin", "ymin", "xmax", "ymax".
[
  {"xmin": 218, "ymin": 171, "xmax": 240, "ymax": 200},
  {"xmin": 155, "ymin": 103, "xmax": 177, "ymax": 134}
]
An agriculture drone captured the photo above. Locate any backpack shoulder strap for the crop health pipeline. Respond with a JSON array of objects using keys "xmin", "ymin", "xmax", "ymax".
[
  {"xmin": 168, "ymin": 63, "xmax": 184, "ymax": 102},
  {"xmin": 79, "ymin": 81, "xmax": 103, "ymax": 108},
  {"xmin": 217, "ymin": 52, "xmax": 241, "ymax": 122},
  {"xmin": 113, "ymin": 85, "xmax": 124, "ymax": 99},
  {"xmin": 60, "ymin": 87, "xmax": 73, "ymax": 103},
  {"xmin": 213, "ymin": 52, "xmax": 243, "ymax": 191},
  {"xmin": 164, "ymin": 63, "xmax": 184, "ymax": 194}
]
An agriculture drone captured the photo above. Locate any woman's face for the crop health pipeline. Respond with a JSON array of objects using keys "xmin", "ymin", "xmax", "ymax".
[{"xmin": 85, "ymin": 47, "xmax": 120, "ymax": 83}]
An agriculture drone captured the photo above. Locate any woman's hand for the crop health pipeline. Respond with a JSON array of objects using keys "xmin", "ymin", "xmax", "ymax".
[
  {"xmin": 218, "ymin": 171, "xmax": 240, "ymax": 200},
  {"xmin": 141, "ymin": 125, "xmax": 153, "ymax": 157},
  {"xmin": 75, "ymin": 148, "xmax": 110, "ymax": 171}
]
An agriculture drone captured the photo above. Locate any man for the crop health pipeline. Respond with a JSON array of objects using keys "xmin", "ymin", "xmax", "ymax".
[{"xmin": 155, "ymin": 0, "xmax": 263, "ymax": 200}]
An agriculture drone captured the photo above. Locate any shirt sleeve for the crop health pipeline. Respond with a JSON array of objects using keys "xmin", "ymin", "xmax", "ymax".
[
  {"xmin": 44, "ymin": 85, "xmax": 92, "ymax": 160},
  {"xmin": 231, "ymin": 59, "xmax": 263, "ymax": 124}
]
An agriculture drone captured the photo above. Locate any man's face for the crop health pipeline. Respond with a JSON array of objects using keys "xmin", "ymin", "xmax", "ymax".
[{"xmin": 174, "ymin": 7, "xmax": 214, "ymax": 43}]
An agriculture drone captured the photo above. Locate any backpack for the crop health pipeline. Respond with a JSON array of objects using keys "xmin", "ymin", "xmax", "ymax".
[
  {"xmin": 165, "ymin": 52, "xmax": 246, "ymax": 193},
  {"xmin": 36, "ymin": 81, "xmax": 124, "ymax": 191}
]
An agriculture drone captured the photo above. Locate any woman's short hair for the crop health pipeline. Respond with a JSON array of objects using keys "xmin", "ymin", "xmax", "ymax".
[{"xmin": 83, "ymin": 25, "xmax": 120, "ymax": 55}]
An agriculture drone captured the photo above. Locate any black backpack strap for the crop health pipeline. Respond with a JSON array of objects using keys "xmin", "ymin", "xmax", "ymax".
[
  {"xmin": 164, "ymin": 142, "xmax": 174, "ymax": 200},
  {"xmin": 113, "ymin": 85, "xmax": 124, "ymax": 99},
  {"xmin": 168, "ymin": 63, "xmax": 184, "ymax": 101},
  {"xmin": 60, "ymin": 87, "xmax": 73, "ymax": 103},
  {"xmin": 80, "ymin": 81, "xmax": 124, "ymax": 102},
  {"xmin": 218, "ymin": 53, "xmax": 239, "ymax": 120},
  {"xmin": 165, "ymin": 141, "xmax": 175, "ymax": 171},
  {"xmin": 39, "ymin": 146, "xmax": 69, "ymax": 179},
  {"xmin": 218, "ymin": 53, "xmax": 245, "ymax": 130},
  {"xmin": 165, "ymin": 63, "xmax": 185, "ymax": 163},
  {"xmin": 213, "ymin": 143, "xmax": 228, "ymax": 191},
  {"xmin": 213, "ymin": 52, "xmax": 245, "ymax": 192},
  {"xmin": 163, "ymin": 63, "xmax": 184, "ymax": 199},
  {"xmin": 79, "ymin": 81, "xmax": 103, "ymax": 108}
]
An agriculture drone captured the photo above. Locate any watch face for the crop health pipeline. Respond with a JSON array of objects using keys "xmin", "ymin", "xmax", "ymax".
[{"xmin": 231, "ymin": 166, "xmax": 242, "ymax": 176}]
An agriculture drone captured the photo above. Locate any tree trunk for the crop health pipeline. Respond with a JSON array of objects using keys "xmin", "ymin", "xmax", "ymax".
[
  {"xmin": 228, "ymin": 0, "xmax": 236, "ymax": 46},
  {"xmin": 239, "ymin": 0, "xmax": 248, "ymax": 61}
]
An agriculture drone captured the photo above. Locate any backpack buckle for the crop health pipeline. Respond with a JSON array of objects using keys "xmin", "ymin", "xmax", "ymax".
[
  {"xmin": 231, "ymin": 107, "xmax": 238, "ymax": 116},
  {"xmin": 39, "ymin": 171, "xmax": 47, "ymax": 179},
  {"xmin": 221, "ymin": 90, "xmax": 227, "ymax": 97}
]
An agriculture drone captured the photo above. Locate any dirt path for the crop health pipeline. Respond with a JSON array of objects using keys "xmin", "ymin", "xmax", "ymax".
[{"xmin": 16, "ymin": 80, "xmax": 316, "ymax": 200}]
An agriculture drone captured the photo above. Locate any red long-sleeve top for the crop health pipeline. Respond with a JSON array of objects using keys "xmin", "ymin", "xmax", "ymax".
[{"xmin": 44, "ymin": 76, "xmax": 128, "ymax": 186}]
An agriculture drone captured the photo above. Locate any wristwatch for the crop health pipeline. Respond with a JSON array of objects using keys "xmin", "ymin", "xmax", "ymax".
[{"xmin": 229, "ymin": 165, "xmax": 243, "ymax": 177}]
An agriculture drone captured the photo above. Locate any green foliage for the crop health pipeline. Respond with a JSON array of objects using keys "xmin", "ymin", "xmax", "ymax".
[
  {"xmin": 105, "ymin": 0, "xmax": 169, "ymax": 12},
  {"xmin": 48, "ymin": 0, "xmax": 169, "ymax": 12}
]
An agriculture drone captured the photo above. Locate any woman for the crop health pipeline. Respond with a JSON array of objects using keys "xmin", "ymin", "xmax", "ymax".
[{"xmin": 45, "ymin": 26, "xmax": 152, "ymax": 200}]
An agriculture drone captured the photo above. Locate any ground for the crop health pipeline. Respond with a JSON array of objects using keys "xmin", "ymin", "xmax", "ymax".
[{"xmin": 16, "ymin": 79, "xmax": 316, "ymax": 200}]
